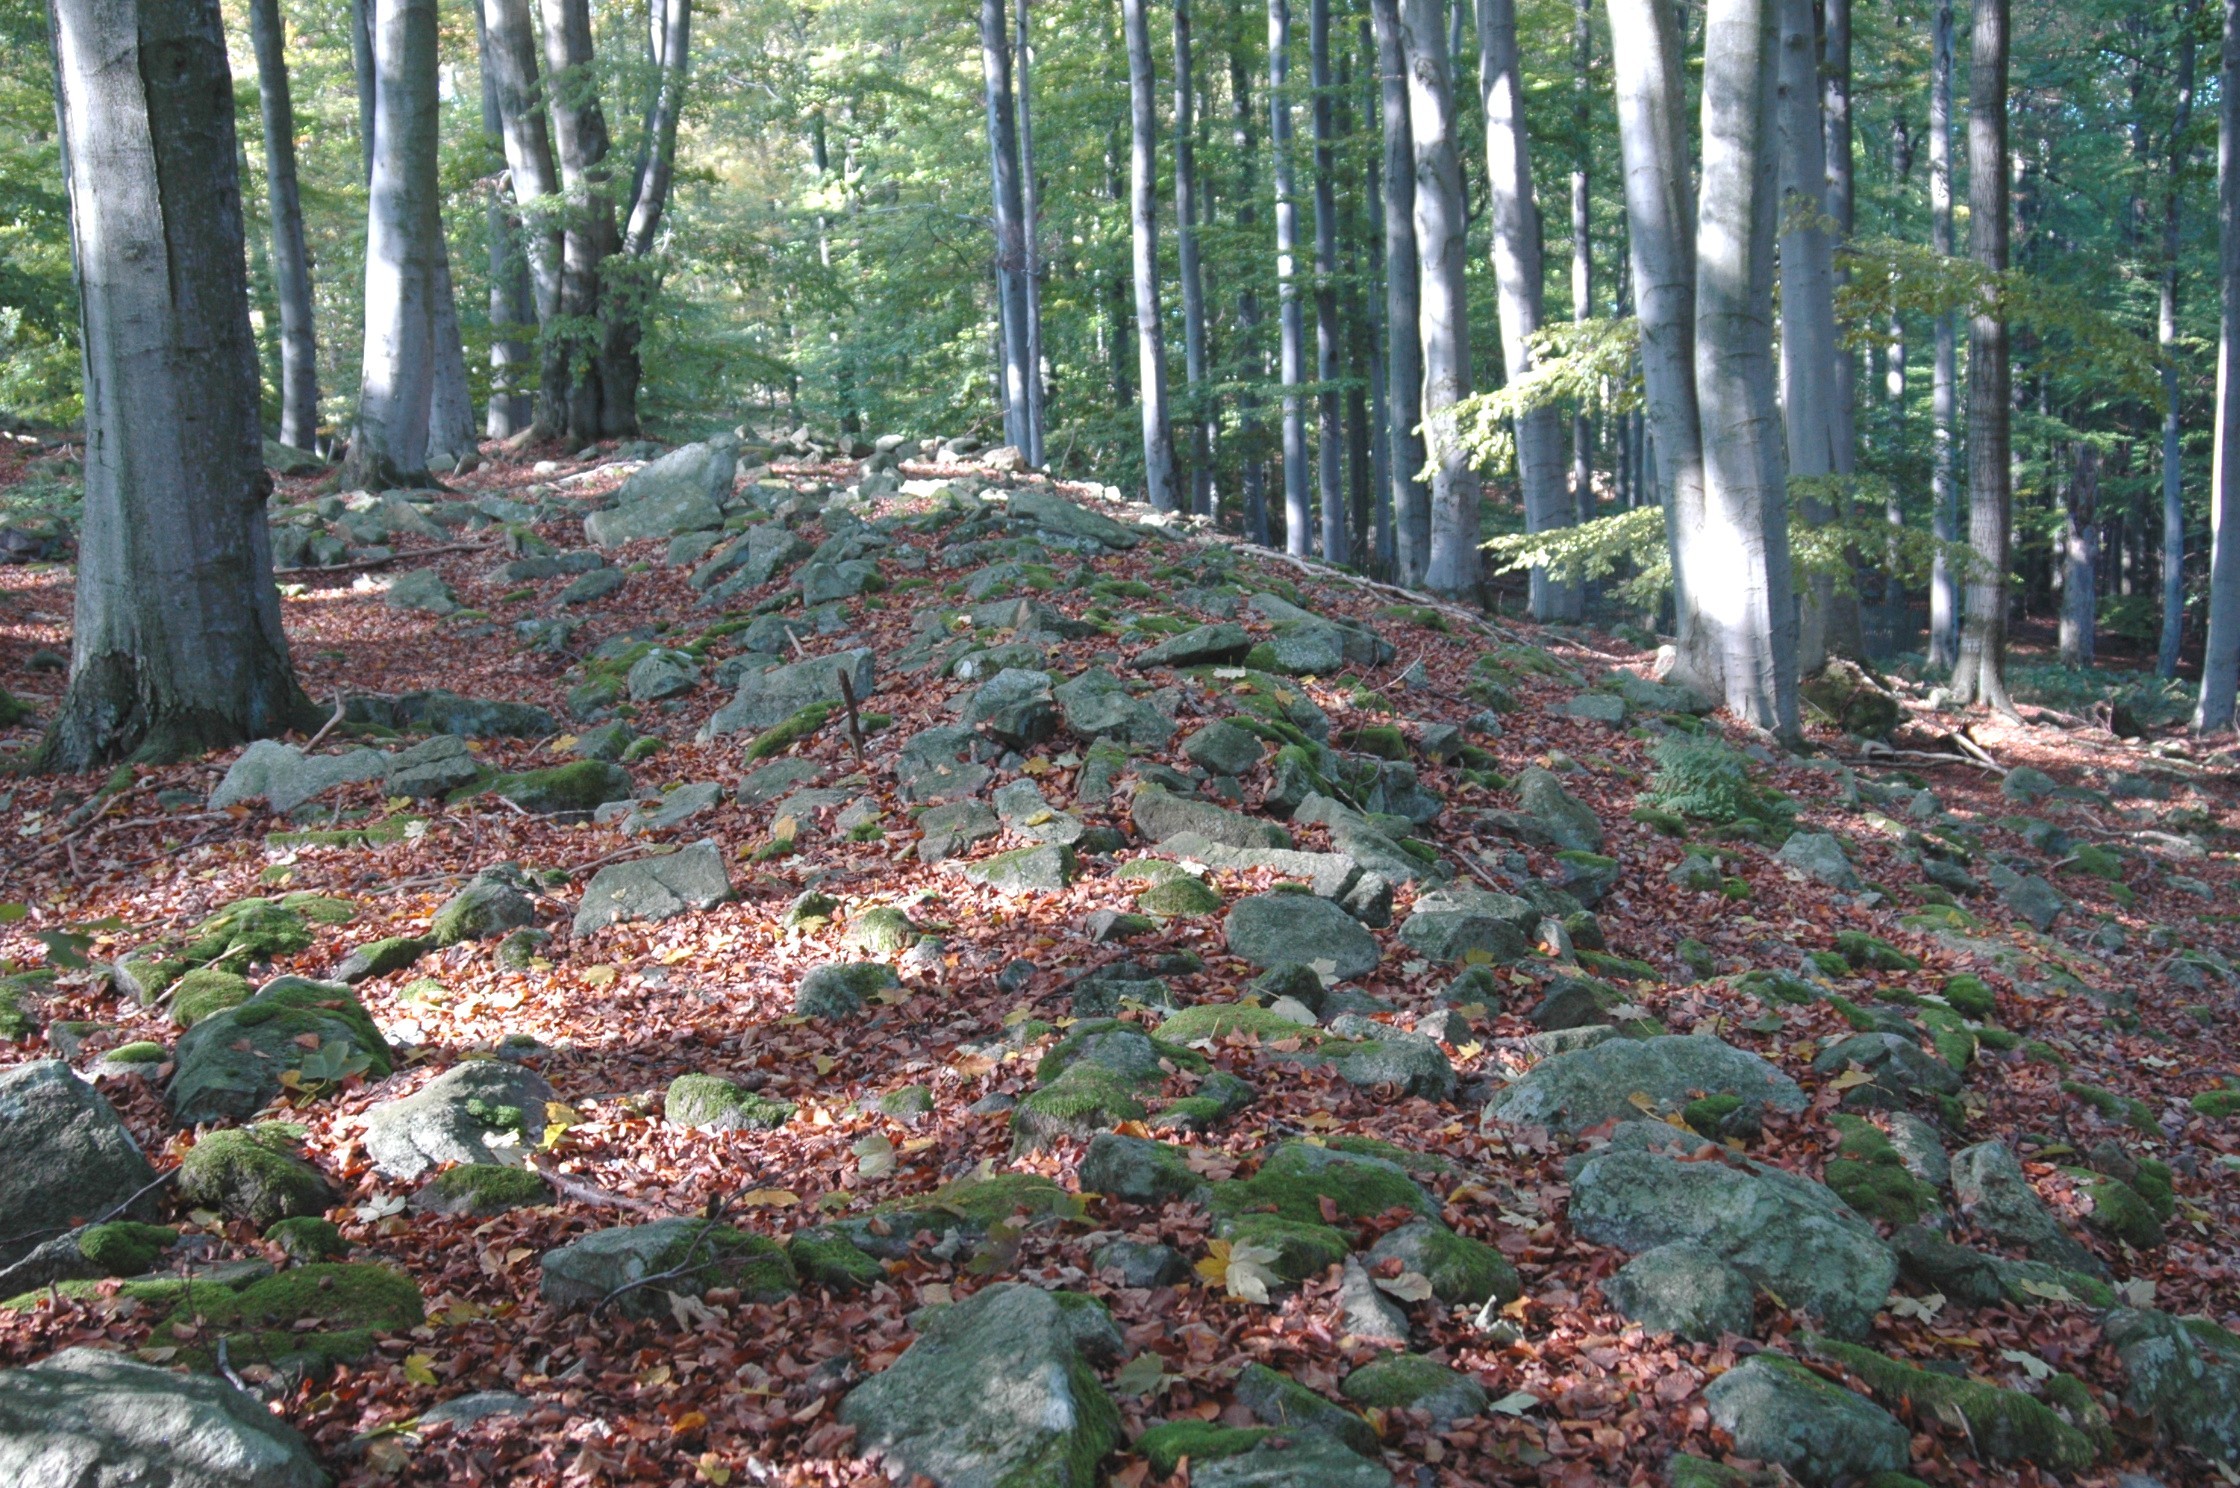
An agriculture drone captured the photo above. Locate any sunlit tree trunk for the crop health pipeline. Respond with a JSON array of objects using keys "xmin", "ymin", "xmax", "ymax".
[
  {"xmin": 1478, "ymin": 0, "xmax": 1573, "ymax": 617},
  {"xmin": 980, "ymin": 0, "xmax": 1031, "ymax": 453},
  {"xmin": 1949, "ymin": 0, "xmax": 2015, "ymax": 714},
  {"xmin": 1232, "ymin": 48, "xmax": 1271, "ymax": 544},
  {"xmin": 1607, "ymin": 0, "xmax": 1708, "ymax": 678},
  {"xmin": 1122, "ymin": 0, "xmax": 1178, "ymax": 510},
  {"xmin": 1311, "ymin": 0, "xmax": 1346, "ymax": 561},
  {"xmin": 1927, "ymin": 0, "xmax": 1961, "ymax": 669},
  {"xmin": 1370, "ymin": 0, "xmax": 1426, "ymax": 582},
  {"xmin": 1776, "ymin": 0, "xmax": 1856, "ymax": 666},
  {"xmin": 42, "ymin": 0, "xmax": 313, "ymax": 769},
  {"xmin": 345, "ymin": 0, "xmax": 440, "ymax": 490},
  {"xmin": 1018, "ymin": 0, "xmax": 1045, "ymax": 464},
  {"xmin": 625, "ymin": 0, "xmax": 690, "ymax": 255},
  {"xmin": 477, "ymin": 4, "xmax": 534, "ymax": 439},
  {"xmin": 540, "ymin": 0, "xmax": 629, "ymax": 439},
  {"xmin": 1174, "ymin": 0, "xmax": 1213, "ymax": 513},
  {"xmin": 1398, "ymin": 0, "xmax": 1481, "ymax": 596},
  {"xmin": 1695, "ymin": 0, "xmax": 1799, "ymax": 738},
  {"xmin": 1271, "ymin": 0, "xmax": 1312, "ymax": 550},
  {"xmin": 2195, "ymin": 0, "xmax": 2240, "ymax": 732},
  {"xmin": 1570, "ymin": 0, "xmax": 1593, "ymax": 528},
  {"xmin": 481, "ymin": 0, "xmax": 567, "ymax": 437},
  {"xmin": 2060, "ymin": 443, "xmax": 2099, "ymax": 666},
  {"xmin": 2161, "ymin": 19, "xmax": 2199, "ymax": 679},
  {"xmin": 247, "ymin": 0, "xmax": 319, "ymax": 452},
  {"xmin": 425, "ymin": 238, "xmax": 477, "ymax": 468}
]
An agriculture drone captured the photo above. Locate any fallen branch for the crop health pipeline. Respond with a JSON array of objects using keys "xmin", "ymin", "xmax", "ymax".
[
  {"xmin": 530, "ymin": 1161, "xmax": 665, "ymax": 1215},
  {"xmin": 301, "ymin": 689, "xmax": 348, "ymax": 751},
  {"xmin": 836, "ymin": 668, "xmax": 866, "ymax": 761},
  {"xmin": 1216, "ymin": 537, "xmax": 1516, "ymax": 642},
  {"xmin": 274, "ymin": 540, "xmax": 492, "ymax": 576}
]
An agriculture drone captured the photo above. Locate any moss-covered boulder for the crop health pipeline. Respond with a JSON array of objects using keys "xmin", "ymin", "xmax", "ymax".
[
  {"xmin": 1340, "ymin": 1353, "xmax": 1488, "ymax": 1424},
  {"xmin": 429, "ymin": 866, "xmax": 539, "ymax": 945},
  {"xmin": 786, "ymin": 1229, "xmax": 887, "ymax": 1290},
  {"xmin": 1827, "ymin": 1116, "xmax": 1941, "ymax": 1225},
  {"xmin": 1219, "ymin": 1214, "xmax": 1350, "ymax": 1282},
  {"xmin": 665, "ymin": 1073, "xmax": 797, "ymax": 1132},
  {"xmin": 1807, "ymin": 1335, "xmax": 2098, "ymax": 1472},
  {"xmin": 265, "ymin": 1216, "xmax": 349, "ymax": 1261},
  {"xmin": 176, "ymin": 1127, "xmax": 335, "ymax": 1226},
  {"xmin": 538, "ymin": 1217, "xmax": 797, "ymax": 1318},
  {"xmin": 794, "ymin": 961, "xmax": 900, "ymax": 1018},
  {"xmin": 1139, "ymin": 874, "xmax": 1223, "ymax": 916},
  {"xmin": 410, "ymin": 1163, "xmax": 554, "ymax": 1218},
  {"xmin": 844, "ymin": 1172, "xmax": 1088, "ymax": 1259},
  {"xmin": 1208, "ymin": 1142, "xmax": 1436, "ymax": 1236},
  {"xmin": 484, "ymin": 760, "xmax": 634, "ymax": 816},
  {"xmin": 167, "ymin": 1262, "xmax": 424, "ymax": 1372},
  {"xmin": 169, "ymin": 977, "xmax": 391, "ymax": 1124},
  {"xmin": 1135, "ymin": 1422, "xmax": 1274, "ymax": 1478},
  {"xmin": 112, "ymin": 895, "xmax": 341, "ymax": 1005},
  {"xmin": 843, "ymin": 905, "xmax": 919, "ymax": 954},
  {"xmin": 168, "ymin": 969, "xmax": 253, "ymax": 1028},
  {"xmin": 75, "ymin": 1221, "xmax": 181, "ymax": 1277},
  {"xmin": 1366, "ymin": 1220, "xmax": 1520, "ymax": 1307}
]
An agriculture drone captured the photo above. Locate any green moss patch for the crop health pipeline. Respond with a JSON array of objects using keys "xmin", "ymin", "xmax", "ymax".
[
  {"xmin": 1154, "ymin": 1003, "xmax": 1325, "ymax": 1046},
  {"xmin": 169, "ymin": 969, "xmax": 253, "ymax": 1028},
  {"xmin": 787, "ymin": 1230, "xmax": 886, "ymax": 1290},
  {"xmin": 665, "ymin": 1073, "xmax": 797, "ymax": 1131},
  {"xmin": 170, "ymin": 1261, "xmax": 425, "ymax": 1372},
  {"xmin": 1135, "ymin": 1423, "xmax": 1272, "ymax": 1478},
  {"xmin": 77, "ymin": 1222, "xmax": 180, "ymax": 1277},
  {"xmin": 1207, "ymin": 1142, "xmax": 1435, "ymax": 1231},
  {"xmin": 746, "ymin": 702, "xmax": 833, "ymax": 760},
  {"xmin": 1807, "ymin": 1336, "xmax": 2098, "ymax": 1472},
  {"xmin": 1217, "ymin": 1214, "xmax": 1350, "ymax": 1281}
]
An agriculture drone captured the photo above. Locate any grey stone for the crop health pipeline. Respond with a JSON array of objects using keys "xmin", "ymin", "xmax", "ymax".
[
  {"xmin": 1136, "ymin": 623, "xmax": 1252, "ymax": 667},
  {"xmin": 557, "ymin": 566, "xmax": 626, "ymax": 605},
  {"xmin": 586, "ymin": 449, "xmax": 733, "ymax": 545},
  {"xmin": 1189, "ymin": 1436, "xmax": 1392, "ymax": 1488},
  {"xmin": 1182, "ymin": 720, "xmax": 1265, "ymax": 776},
  {"xmin": 1776, "ymin": 831, "xmax": 1861, "ymax": 890},
  {"xmin": 2000, "ymin": 766, "xmax": 2059, "ymax": 802},
  {"xmin": 2104, "ymin": 1306, "xmax": 2240, "ymax": 1462},
  {"xmin": 1007, "ymin": 487, "xmax": 1144, "ymax": 548},
  {"xmin": 1131, "ymin": 784, "xmax": 1277, "ymax": 850},
  {"xmin": 1988, "ymin": 865, "xmax": 2067, "ymax": 932},
  {"xmin": 896, "ymin": 724, "xmax": 995, "ymax": 803},
  {"xmin": 993, "ymin": 778, "xmax": 1083, "ymax": 844},
  {"xmin": 168, "ymin": 979, "xmax": 391, "ymax": 1126},
  {"xmin": 795, "ymin": 962, "xmax": 900, "ymax": 1019},
  {"xmin": 359, "ymin": 689, "xmax": 557, "ymax": 739},
  {"xmin": 539, "ymin": 1216, "xmax": 794, "ymax": 1318},
  {"xmin": 1322, "ymin": 1020, "xmax": 1456, "ymax": 1100},
  {"xmin": 738, "ymin": 758, "xmax": 820, "ymax": 805},
  {"xmin": 666, "ymin": 530, "xmax": 725, "ymax": 567},
  {"xmin": 0, "ymin": 1063, "xmax": 158, "ymax": 1269},
  {"xmin": 1054, "ymin": 667, "xmax": 1175, "ymax": 747},
  {"xmin": 1951, "ymin": 1141, "xmax": 2104, "ymax": 1275},
  {"xmin": 1883, "ymin": 1112, "xmax": 1951, "ymax": 1188},
  {"xmin": 1561, "ymin": 693, "xmax": 1628, "ymax": 725},
  {"xmin": 1611, "ymin": 672, "xmax": 1715, "ymax": 714},
  {"xmin": 208, "ymin": 739, "xmax": 389, "ymax": 812},
  {"xmin": 1334, "ymin": 1259, "xmax": 1410, "ymax": 1346},
  {"xmin": 1340, "ymin": 1354, "xmax": 1486, "ymax": 1425},
  {"xmin": 917, "ymin": 800, "xmax": 1001, "ymax": 862},
  {"xmin": 430, "ymin": 868, "xmax": 537, "ymax": 946},
  {"xmin": 616, "ymin": 780, "xmax": 725, "ymax": 835},
  {"xmin": 1517, "ymin": 767, "xmax": 1604, "ymax": 853},
  {"xmin": 1079, "ymin": 1133, "xmax": 1208, "ymax": 1204},
  {"xmin": 1704, "ymin": 1354, "xmax": 1910, "ymax": 1486},
  {"xmin": 1225, "ymin": 893, "xmax": 1381, "ymax": 979},
  {"xmin": 573, "ymin": 840, "xmax": 734, "ymax": 935},
  {"xmin": 386, "ymin": 566, "xmax": 459, "ymax": 615},
  {"xmin": 1153, "ymin": 833, "xmax": 1362, "ymax": 901},
  {"xmin": 800, "ymin": 558, "xmax": 879, "ymax": 604},
  {"xmin": 1340, "ymin": 871, "xmax": 1395, "ymax": 928},
  {"xmin": 0, "ymin": 1347, "xmax": 325, "ymax": 1488},
  {"xmin": 1091, "ymin": 1239, "xmax": 1189, "ymax": 1288},
  {"xmin": 701, "ymin": 648, "xmax": 877, "ymax": 739},
  {"xmin": 1290, "ymin": 794, "xmax": 1438, "ymax": 884},
  {"xmin": 1486, "ymin": 1035, "xmax": 1806, "ymax": 1136},
  {"xmin": 418, "ymin": 1391, "xmax": 536, "ymax": 1430},
  {"xmin": 384, "ymin": 734, "xmax": 481, "ymax": 796},
  {"xmin": 960, "ymin": 668, "xmax": 1059, "ymax": 749},
  {"xmin": 1601, "ymin": 1242, "xmax": 1754, "ymax": 1341},
  {"xmin": 1397, "ymin": 884, "xmax": 1536, "ymax": 964},
  {"xmin": 363, "ymin": 1061, "xmax": 555, "ymax": 1180},
  {"xmin": 626, "ymin": 648, "xmax": 701, "ymax": 703},
  {"xmin": 1233, "ymin": 1362, "xmax": 1379, "ymax": 1456},
  {"xmin": 965, "ymin": 843, "xmax": 1078, "ymax": 894},
  {"xmin": 1812, "ymin": 1031, "xmax": 1963, "ymax": 1101},
  {"xmin": 839, "ymin": 1282, "xmax": 1122, "ymax": 1488}
]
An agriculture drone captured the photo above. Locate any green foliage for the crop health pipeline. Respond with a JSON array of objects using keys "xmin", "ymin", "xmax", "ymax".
[
  {"xmin": 1447, "ymin": 317, "xmax": 1641, "ymax": 478},
  {"xmin": 1640, "ymin": 734, "xmax": 1793, "ymax": 829}
]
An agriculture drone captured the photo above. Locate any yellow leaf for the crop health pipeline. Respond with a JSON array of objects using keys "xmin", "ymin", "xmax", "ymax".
[
  {"xmin": 1194, "ymin": 1240, "xmax": 1233, "ymax": 1285},
  {"xmin": 813, "ymin": 1054, "xmax": 837, "ymax": 1075},
  {"xmin": 737, "ymin": 1188, "xmax": 801, "ymax": 1208},
  {"xmin": 402, "ymin": 1353, "xmax": 439, "ymax": 1386},
  {"xmin": 697, "ymin": 1452, "xmax": 733, "ymax": 1485},
  {"xmin": 638, "ymin": 1363, "xmax": 674, "ymax": 1388},
  {"xmin": 1455, "ymin": 1041, "xmax": 1484, "ymax": 1060},
  {"xmin": 1827, "ymin": 1069, "xmax": 1879, "ymax": 1091},
  {"xmin": 771, "ymin": 815, "xmax": 798, "ymax": 842},
  {"xmin": 1020, "ymin": 757, "xmax": 1053, "ymax": 776},
  {"xmin": 550, "ymin": 734, "xmax": 579, "ymax": 753},
  {"xmin": 582, "ymin": 965, "xmax": 618, "ymax": 988},
  {"xmin": 900, "ymin": 1136, "xmax": 936, "ymax": 1153},
  {"xmin": 1626, "ymin": 1091, "xmax": 1661, "ymax": 1114},
  {"xmin": 1463, "ymin": 947, "xmax": 1495, "ymax": 966}
]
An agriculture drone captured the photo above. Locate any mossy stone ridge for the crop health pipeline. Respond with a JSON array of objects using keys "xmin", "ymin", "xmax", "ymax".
[
  {"xmin": 177, "ymin": 1126, "xmax": 336, "ymax": 1227},
  {"xmin": 665, "ymin": 1073, "xmax": 797, "ymax": 1132}
]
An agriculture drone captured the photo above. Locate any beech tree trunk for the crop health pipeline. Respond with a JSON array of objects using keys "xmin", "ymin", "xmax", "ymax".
[
  {"xmin": 1371, "ymin": 0, "xmax": 1426, "ymax": 582},
  {"xmin": 425, "ymin": 236, "xmax": 477, "ymax": 468},
  {"xmin": 2196, "ymin": 0, "xmax": 2240, "ymax": 731},
  {"xmin": 2060, "ymin": 443, "xmax": 2099, "ymax": 666},
  {"xmin": 980, "ymin": 0, "xmax": 1031, "ymax": 453},
  {"xmin": 541, "ymin": 0, "xmax": 631, "ymax": 440},
  {"xmin": 1311, "ymin": 0, "xmax": 1346, "ymax": 561},
  {"xmin": 1570, "ymin": 0, "xmax": 1593, "ymax": 528},
  {"xmin": 1017, "ymin": 0, "xmax": 1045, "ymax": 465},
  {"xmin": 1271, "ymin": 0, "xmax": 1312, "ymax": 551},
  {"xmin": 1694, "ymin": 0, "xmax": 1799, "ymax": 738},
  {"xmin": 1232, "ymin": 49, "xmax": 1271, "ymax": 544},
  {"xmin": 1122, "ymin": 0, "xmax": 1178, "ymax": 510},
  {"xmin": 624, "ymin": 0, "xmax": 690, "ymax": 255},
  {"xmin": 1950, "ymin": 0, "xmax": 2015, "ymax": 714},
  {"xmin": 345, "ymin": 0, "xmax": 440, "ymax": 490},
  {"xmin": 1608, "ymin": 0, "xmax": 1708, "ymax": 676},
  {"xmin": 478, "ymin": 2, "xmax": 534, "ymax": 439},
  {"xmin": 1478, "ymin": 0, "xmax": 1573, "ymax": 618},
  {"xmin": 1174, "ymin": 0, "xmax": 1213, "ymax": 513},
  {"xmin": 1927, "ymin": 0, "xmax": 1961, "ymax": 669},
  {"xmin": 1776, "ymin": 0, "xmax": 1856, "ymax": 666},
  {"xmin": 1398, "ymin": 0, "xmax": 1480, "ymax": 596},
  {"xmin": 42, "ymin": 0, "xmax": 312, "ymax": 768},
  {"xmin": 349, "ymin": 0, "xmax": 375, "ymax": 183},
  {"xmin": 247, "ymin": 0, "xmax": 319, "ymax": 452},
  {"xmin": 481, "ymin": 0, "xmax": 568, "ymax": 437},
  {"xmin": 2162, "ymin": 19, "xmax": 2199, "ymax": 679}
]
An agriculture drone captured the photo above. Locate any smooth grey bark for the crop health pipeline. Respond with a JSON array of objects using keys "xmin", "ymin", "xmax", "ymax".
[
  {"xmin": 1312, "ymin": 0, "xmax": 1346, "ymax": 561},
  {"xmin": 1371, "ymin": 0, "xmax": 1427, "ymax": 582},
  {"xmin": 1823, "ymin": 0, "xmax": 1855, "ymax": 497},
  {"xmin": 1232, "ymin": 48, "xmax": 1271, "ymax": 544},
  {"xmin": 43, "ymin": 0, "xmax": 312, "ymax": 768},
  {"xmin": 481, "ymin": 0, "xmax": 567, "ymax": 436},
  {"xmin": 1122, "ymin": 0, "xmax": 1178, "ymax": 510},
  {"xmin": 1570, "ymin": 0, "xmax": 1593, "ymax": 527},
  {"xmin": 425, "ymin": 234, "xmax": 477, "ymax": 467},
  {"xmin": 1874, "ymin": 112, "xmax": 1911, "ymax": 653},
  {"xmin": 1174, "ymin": 0, "xmax": 1213, "ymax": 513},
  {"xmin": 541, "ymin": 0, "xmax": 632, "ymax": 439},
  {"xmin": 980, "ymin": 0, "xmax": 1031, "ymax": 454},
  {"xmin": 1695, "ymin": 0, "xmax": 1799, "ymax": 738},
  {"xmin": 247, "ymin": 0, "xmax": 318, "ymax": 451},
  {"xmin": 477, "ymin": 3, "xmax": 534, "ymax": 438},
  {"xmin": 2161, "ymin": 15, "xmax": 2199, "ymax": 678},
  {"xmin": 1364, "ymin": 53, "xmax": 1393, "ymax": 573},
  {"xmin": 349, "ymin": 0, "xmax": 375, "ymax": 183},
  {"xmin": 1607, "ymin": 0, "xmax": 1709, "ymax": 678},
  {"xmin": 1271, "ymin": 0, "xmax": 1312, "ymax": 550},
  {"xmin": 1017, "ymin": 0, "xmax": 1045, "ymax": 465},
  {"xmin": 1398, "ymin": 0, "xmax": 1481, "ymax": 596},
  {"xmin": 2197, "ymin": 0, "xmax": 2240, "ymax": 731},
  {"xmin": 345, "ymin": 0, "xmax": 440, "ymax": 490},
  {"xmin": 1478, "ymin": 0, "xmax": 1574, "ymax": 618},
  {"xmin": 2060, "ymin": 443, "xmax": 2099, "ymax": 666},
  {"xmin": 624, "ymin": 0, "xmax": 690, "ymax": 255},
  {"xmin": 1776, "ymin": 0, "xmax": 1855, "ymax": 666},
  {"xmin": 1927, "ymin": 0, "xmax": 1960, "ymax": 668},
  {"xmin": 1950, "ymin": 0, "xmax": 2014, "ymax": 715}
]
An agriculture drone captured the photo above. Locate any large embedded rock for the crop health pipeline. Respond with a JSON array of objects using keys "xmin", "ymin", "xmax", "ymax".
[
  {"xmin": 701, "ymin": 648, "xmax": 878, "ymax": 739},
  {"xmin": 1950, "ymin": 1141, "xmax": 2104, "ymax": 1275},
  {"xmin": 2104, "ymin": 1307, "xmax": 2240, "ymax": 1462},
  {"xmin": 1136, "ymin": 623, "xmax": 1253, "ymax": 668},
  {"xmin": 540, "ymin": 1217, "xmax": 796, "ymax": 1319},
  {"xmin": 1007, "ymin": 488, "xmax": 1143, "ymax": 549},
  {"xmin": 1703, "ymin": 1354, "xmax": 1910, "ymax": 1486},
  {"xmin": 573, "ymin": 840, "xmax": 733, "ymax": 935},
  {"xmin": 1601, "ymin": 1242, "xmax": 1755, "ymax": 1342},
  {"xmin": 1224, "ymin": 893, "xmax": 1381, "ymax": 980},
  {"xmin": 169, "ymin": 979, "xmax": 394, "ymax": 1126},
  {"xmin": 363, "ymin": 1061, "xmax": 556, "ymax": 1179},
  {"xmin": 1516, "ymin": 767, "xmax": 1604, "ymax": 853},
  {"xmin": 1397, "ymin": 884, "xmax": 1537, "ymax": 964},
  {"xmin": 1054, "ymin": 667, "xmax": 1175, "ymax": 747},
  {"xmin": 587, "ymin": 439, "xmax": 736, "ymax": 546},
  {"xmin": 1131, "ymin": 784, "xmax": 1279, "ymax": 851},
  {"xmin": 1776, "ymin": 832, "xmax": 1861, "ymax": 890},
  {"xmin": 208, "ymin": 740, "xmax": 390, "ymax": 813},
  {"xmin": 0, "ymin": 1063, "xmax": 159, "ymax": 1270},
  {"xmin": 1484, "ymin": 1035, "xmax": 1806, "ymax": 1136},
  {"xmin": 959, "ymin": 668, "xmax": 1059, "ymax": 749},
  {"xmin": 840, "ymin": 1282, "xmax": 1123, "ymax": 1488},
  {"xmin": 429, "ymin": 865, "xmax": 538, "ymax": 946},
  {"xmin": 0, "ymin": 1347, "xmax": 325, "ymax": 1488}
]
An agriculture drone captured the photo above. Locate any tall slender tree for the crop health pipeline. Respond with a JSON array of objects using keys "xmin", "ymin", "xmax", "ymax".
[
  {"xmin": 1927, "ymin": 0, "xmax": 1960, "ymax": 669},
  {"xmin": 2196, "ymin": 0, "xmax": 2240, "ymax": 732},
  {"xmin": 42, "ymin": 0, "xmax": 313, "ymax": 767},
  {"xmin": 1122, "ymin": 0, "xmax": 1178, "ymax": 509},
  {"xmin": 425, "ymin": 244, "xmax": 478, "ymax": 468},
  {"xmin": 1478, "ymin": 0, "xmax": 1574, "ymax": 618},
  {"xmin": 1570, "ymin": 0, "xmax": 1593, "ymax": 527},
  {"xmin": 2161, "ymin": 9, "xmax": 2200, "ymax": 679},
  {"xmin": 1271, "ymin": 0, "xmax": 1312, "ymax": 550},
  {"xmin": 1370, "ymin": 0, "xmax": 1427, "ymax": 582},
  {"xmin": 1312, "ymin": 0, "xmax": 1346, "ymax": 561},
  {"xmin": 478, "ymin": 2, "xmax": 534, "ymax": 439},
  {"xmin": 1232, "ymin": 48, "xmax": 1272, "ymax": 545},
  {"xmin": 481, "ymin": 0, "xmax": 568, "ymax": 435},
  {"xmin": 1950, "ymin": 0, "xmax": 2015, "ymax": 714},
  {"xmin": 1017, "ymin": 0, "xmax": 1046, "ymax": 464},
  {"xmin": 247, "ymin": 0, "xmax": 319, "ymax": 452},
  {"xmin": 2060, "ymin": 443, "xmax": 2099, "ymax": 666},
  {"xmin": 1694, "ymin": 0, "xmax": 1798, "ymax": 737},
  {"xmin": 979, "ymin": 0, "xmax": 1032, "ymax": 453},
  {"xmin": 1174, "ymin": 0, "xmax": 1213, "ymax": 513},
  {"xmin": 1397, "ymin": 0, "xmax": 1480, "ymax": 596}
]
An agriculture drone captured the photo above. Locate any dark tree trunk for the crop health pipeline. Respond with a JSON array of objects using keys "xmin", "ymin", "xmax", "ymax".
[
  {"xmin": 1272, "ymin": 0, "xmax": 1312, "ymax": 551},
  {"xmin": 1951, "ymin": 0, "xmax": 2014, "ymax": 714},
  {"xmin": 477, "ymin": 1, "xmax": 534, "ymax": 438},
  {"xmin": 1123, "ymin": 0, "xmax": 1177, "ymax": 509},
  {"xmin": 1928, "ymin": 0, "xmax": 1960, "ymax": 668},
  {"xmin": 540, "ymin": 0, "xmax": 630, "ymax": 440},
  {"xmin": 349, "ymin": 0, "xmax": 375, "ymax": 184},
  {"xmin": 42, "ymin": 0, "xmax": 313, "ymax": 768},
  {"xmin": 1370, "ymin": 0, "xmax": 1427, "ymax": 581},
  {"xmin": 247, "ymin": 0, "xmax": 319, "ymax": 452},
  {"xmin": 980, "ymin": 0, "xmax": 1032, "ymax": 452},
  {"xmin": 425, "ymin": 234, "xmax": 478, "ymax": 467},
  {"xmin": 1174, "ymin": 0, "xmax": 1213, "ymax": 513},
  {"xmin": 1232, "ymin": 48, "xmax": 1271, "ymax": 545},
  {"xmin": 2162, "ymin": 10, "xmax": 2199, "ymax": 679},
  {"xmin": 481, "ymin": 0, "xmax": 569, "ymax": 437},
  {"xmin": 624, "ymin": 0, "xmax": 690, "ymax": 255},
  {"xmin": 1312, "ymin": 0, "xmax": 1346, "ymax": 561},
  {"xmin": 1017, "ymin": 0, "xmax": 1045, "ymax": 464}
]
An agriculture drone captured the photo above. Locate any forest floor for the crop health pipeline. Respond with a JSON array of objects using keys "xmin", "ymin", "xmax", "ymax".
[{"xmin": 0, "ymin": 440, "xmax": 2236, "ymax": 1488}]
